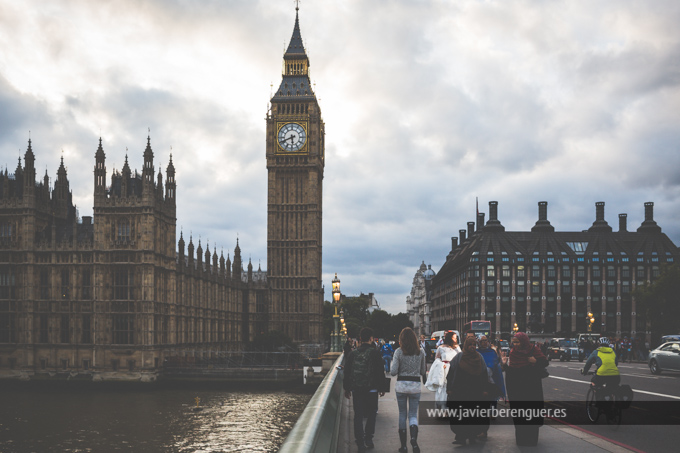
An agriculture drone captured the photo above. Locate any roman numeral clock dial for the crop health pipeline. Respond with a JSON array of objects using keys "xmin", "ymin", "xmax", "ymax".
[{"xmin": 277, "ymin": 122, "xmax": 307, "ymax": 152}]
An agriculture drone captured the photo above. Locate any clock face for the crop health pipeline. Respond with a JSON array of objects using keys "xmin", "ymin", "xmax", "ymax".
[{"xmin": 277, "ymin": 123, "xmax": 307, "ymax": 152}]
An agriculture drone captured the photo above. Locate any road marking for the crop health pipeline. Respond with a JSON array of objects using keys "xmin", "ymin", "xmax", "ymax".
[
  {"xmin": 548, "ymin": 375, "xmax": 680, "ymax": 400},
  {"xmin": 548, "ymin": 417, "xmax": 647, "ymax": 453}
]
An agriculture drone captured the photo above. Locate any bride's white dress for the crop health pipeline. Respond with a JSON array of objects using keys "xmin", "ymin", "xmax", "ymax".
[{"xmin": 425, "ymin": 345, "xmax": 460, "ymax": 404}]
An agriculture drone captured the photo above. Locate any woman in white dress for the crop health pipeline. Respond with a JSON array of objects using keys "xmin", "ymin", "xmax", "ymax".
[{"xmin": 425, "ymin": 332, "xmax": 461, "ymax": 407}]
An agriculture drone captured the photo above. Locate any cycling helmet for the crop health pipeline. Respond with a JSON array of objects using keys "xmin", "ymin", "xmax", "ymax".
[{"xmin": 599, "ymin": 337, "xmax": 609, "ymax": 345}]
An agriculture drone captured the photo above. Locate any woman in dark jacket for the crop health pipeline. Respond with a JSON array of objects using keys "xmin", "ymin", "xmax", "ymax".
[
  {"xmin": 446, "ymin": 336, "xmax": 493, "ymax": 445},
  {"xmin": 501, "ymin": 332, "xmax": 549, "ymax": 446}
]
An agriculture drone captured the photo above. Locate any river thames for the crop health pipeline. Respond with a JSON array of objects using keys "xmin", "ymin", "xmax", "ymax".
[{"xmin": 0, "ymin": 384, "xmax": 311, "ymax": 452}]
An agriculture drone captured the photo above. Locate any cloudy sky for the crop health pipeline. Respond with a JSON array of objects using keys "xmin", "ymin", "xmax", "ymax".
[{"xmin": 1, "ymin": 0, "xmax": 679, "ymax": 314}]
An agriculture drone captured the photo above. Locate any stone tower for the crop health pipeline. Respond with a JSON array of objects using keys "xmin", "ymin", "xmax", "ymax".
[{"xmin": 265, "ymin": 7, "xmax": 324, "ymax": 342}]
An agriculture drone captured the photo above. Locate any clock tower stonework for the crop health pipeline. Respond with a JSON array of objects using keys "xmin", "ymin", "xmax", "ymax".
[{"xmin": 266, "ymin": 9, "xmax": 324, "ymax": 343}]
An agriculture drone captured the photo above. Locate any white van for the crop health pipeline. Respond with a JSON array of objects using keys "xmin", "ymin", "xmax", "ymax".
[{"xmin": 430, "ymin": 330, "xmax": 461, "ymax": 342}]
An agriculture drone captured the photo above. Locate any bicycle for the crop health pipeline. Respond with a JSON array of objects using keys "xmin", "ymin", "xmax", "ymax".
[{"xmin": 583, "ymin": 371, "xmax": 622, "ymax": 428}]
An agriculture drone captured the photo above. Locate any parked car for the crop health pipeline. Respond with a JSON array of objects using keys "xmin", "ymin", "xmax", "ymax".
[
  {"xmin": 547, "ymin": 338, "xmax": 580, "ymax": 362},
  {"xmin": 649, "ymin": 341, "xmax": 680, "ymax": 375}
]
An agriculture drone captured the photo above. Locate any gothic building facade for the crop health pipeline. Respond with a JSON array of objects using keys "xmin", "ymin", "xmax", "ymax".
[
  {"xmin": 429, "ymin": 201, "xmax": 679, "ymax": 343},
  {"xmin": 406, "ymin": 262, "xmax": 435, "ymax": 337},
  {"xmin": 0, "ymin": 9, "xmax": 323, "ymax": 379}
]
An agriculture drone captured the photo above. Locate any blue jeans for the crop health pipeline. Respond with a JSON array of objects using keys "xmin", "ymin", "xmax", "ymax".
[
  {"xmin": 396, "ymin": 392, "xmax": 420, "ymax": 429},
  {"xmin": 383, "ymin": 357, "xmax": 392, "ymax": 373},
  {"xmin": 352, "ymin": 389, "xmax": 378, "ymax": 445}
]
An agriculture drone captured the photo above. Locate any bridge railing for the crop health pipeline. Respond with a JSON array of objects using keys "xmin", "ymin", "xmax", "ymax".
[{"xmin": 278, "ymin": 353, "xmax": 344, "ymax": 453}]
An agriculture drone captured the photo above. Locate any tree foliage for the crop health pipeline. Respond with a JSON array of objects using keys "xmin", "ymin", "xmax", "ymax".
[{"xmin": 634, "ymin": 264, "xmax": 680, "ymax": 343}]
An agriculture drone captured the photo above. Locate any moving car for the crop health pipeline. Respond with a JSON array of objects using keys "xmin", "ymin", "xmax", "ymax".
[
  {"xmin": 649, "ymin": 341, "xmax": 680, "ymax": 375},
  {"xmin": 499, "ymin": 340, "xmax": 510, "ymax": 356},
  {"xmin": 547, "ymin": 338, "xmax": 580, "ymax": 362},
  {"xmin": 424, "ymin": 339, "xmax": 439, "ymax": 363}
]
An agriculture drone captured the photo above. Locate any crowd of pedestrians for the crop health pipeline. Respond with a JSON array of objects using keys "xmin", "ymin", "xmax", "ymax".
[{"xmin": 343, "ymin": 327, "xmax": 554, "ymax": 451}]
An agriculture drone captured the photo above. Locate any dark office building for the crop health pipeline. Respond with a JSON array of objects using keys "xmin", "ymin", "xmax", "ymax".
[{"xmin": 430, "ymin": 201, "xmax": 679, "ymax": 343}]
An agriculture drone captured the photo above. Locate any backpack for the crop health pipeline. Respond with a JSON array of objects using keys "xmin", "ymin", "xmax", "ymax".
[
  {"xmin": 352, "ymin": 347, "xmax": 373, "ymax": 389},
  {"xmin": 615, "ymin": 384, "xmax": 634, "ymax": 410}
]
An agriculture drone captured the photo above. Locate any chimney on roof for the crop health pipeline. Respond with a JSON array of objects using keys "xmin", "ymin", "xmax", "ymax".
[
  {"xmin": 459, "ymin": 229, "xmax": 466, "ymax": 243},
  {"xmin": 477, "ymin": 211, "xmax": 485, "ymax": 231},
  {"xmin": 485, "ymin": 201, "xmax": 505, "ymax": 232},
  {"xmin": 531, "ymin": 201, "xmax": 555, "ymax": 232},
  {"xmin": 637, "ymin": 201, "xmax": 662, "ymax": 233},
  {"xmin": 619, "ymin": 214, "xmax": 627, "ymax": 232},
  {"xmin": 451, "ymin": 237, "xmax": 458, "ymax": 250},
  {"xmin": 468, "ymin": 221, "xmax": 475, "ymax": 238},
  {"xmin": 588, "ymin": 201, "xmax": 612, "ymax": 233}
]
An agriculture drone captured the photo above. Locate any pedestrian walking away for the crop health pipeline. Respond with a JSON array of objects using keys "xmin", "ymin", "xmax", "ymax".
[
  {"xmin": 446, "ymin": 336, "xmax": 495, "ymax": 446},
  {"xmin": 501, "ymin": 332, "xmax": 549, "ymax": 447},
  {"xmin": 381, "ymin": 339, "xmax": 394, "ymax": 373},
  {"xmin": 390, "ymin": 327, "xmax": 426, "ymax": 453},
  {"xmin": 344, "ymin": 327, "xmax": 385, "ymax": 452}
]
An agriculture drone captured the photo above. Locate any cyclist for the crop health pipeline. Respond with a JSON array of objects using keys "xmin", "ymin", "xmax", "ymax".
[{"xmin": 581, "ymin": 337, "xmax": 620, "ymax": 398}]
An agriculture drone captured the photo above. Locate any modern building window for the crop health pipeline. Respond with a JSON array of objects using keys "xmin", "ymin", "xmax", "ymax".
[
  {"xmin": 622, "ymin": 266, "xmax": 630, "ymax": 278},
  {"xmin": 562, "ymin": 266, "xmax": 571, "ymax": 278},
  {"xmin": 516, "ymin": 266, "xmax": 525, "ymax": 278},
  {"xmin": 502, "ymin": 265, "xmax": 510, "ymax": 277},
  {"xmin": 607, "ymin": 266, "xmax": 616, "ymax": 278},
  {"xmin": 517, "ymin": 281, "xmax": 525, "ymax": 294},
  {"xmin": 486, "ymin": 265, "xmax": 495, "ymax": 278},
  {"xmin": 592, "ymin": 267, "xmax": 601, "ymax": 278},
  {"xmin": 577, "ymin": 266, "xmax": 585, "ymax": 278},
  {"xmin": 531, "ymin": 267, "xmax": 540, "ymax": 278},
  {"xmin": 547, "ymin": 266, "xmax": 556, "ymax": 278},
  {"xmin": 636, "ymin": 266, "xmax": 645, "ymax": 278}
]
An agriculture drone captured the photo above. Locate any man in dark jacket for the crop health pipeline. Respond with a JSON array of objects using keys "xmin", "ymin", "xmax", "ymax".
[{"xmin": 344, "ymin": 327, "xmax": 385, "ymax": 452}]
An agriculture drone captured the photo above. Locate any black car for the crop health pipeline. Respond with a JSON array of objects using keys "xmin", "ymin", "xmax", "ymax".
[
  {"xmin": 424, "ymin": 339, "xmax": 438, "ymax": 363},
  {"xmin": 547, "ymin": 338, "xmax": 580, "ymax": 362}
]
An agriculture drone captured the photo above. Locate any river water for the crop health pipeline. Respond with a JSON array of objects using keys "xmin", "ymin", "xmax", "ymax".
[{"xmin": 0, "ymin": 384, "xmax": 311, "ymax": 452}]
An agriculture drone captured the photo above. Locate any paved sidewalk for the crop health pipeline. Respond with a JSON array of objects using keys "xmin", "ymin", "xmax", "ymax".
[{"xmin": 337, "ymin": 377, "xmax": 637, "ymax": 453}]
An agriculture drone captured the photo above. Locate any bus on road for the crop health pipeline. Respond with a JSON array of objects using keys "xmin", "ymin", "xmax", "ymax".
[{"xmin": 462, "ymin": 320, "xmax": 492, "ymax": 340}]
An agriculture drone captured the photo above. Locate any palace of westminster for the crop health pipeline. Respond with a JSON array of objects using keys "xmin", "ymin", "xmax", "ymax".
[{"xmin": 0, "ymin": 10, "xmax": 324, "ymax": 379}]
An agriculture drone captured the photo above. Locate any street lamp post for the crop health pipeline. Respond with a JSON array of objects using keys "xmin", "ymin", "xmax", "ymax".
[
  {"xmin": 587, "ymin": 312, "xmax": 594, "ymax": 332},
  {"xmin": 332, "ymin": 273, "xmax": 341, "ymax": 352},
  {"xmin": 513, "ymin": 323, "xmax": 519, "ymax": 334}
]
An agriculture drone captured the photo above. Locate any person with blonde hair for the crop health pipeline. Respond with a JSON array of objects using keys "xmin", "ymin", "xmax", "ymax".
[{"xmin": 391, "ymin": 327, "xmax": 426, "ymax": 453}]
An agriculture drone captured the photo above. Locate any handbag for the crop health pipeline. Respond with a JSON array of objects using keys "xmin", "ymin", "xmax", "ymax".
[{"xmin": 379, "ymin": 376, "xmax": 391, "ymax": 393}]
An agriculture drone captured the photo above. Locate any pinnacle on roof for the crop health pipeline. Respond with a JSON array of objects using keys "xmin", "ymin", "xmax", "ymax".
[
  {"xmin": 95, "ymin": 137, "xmax": 105, "ymax": 160},
  {"xmin": 144, "ymin": 134, "xmax": 154, "ymax": 160},
  {"xmin": 167, "ymin": 153, "xmax": 175, "ymax": 175},
  {"xmin": 284, "ymin": 9, "xmax": 307, "ymax": 59}
]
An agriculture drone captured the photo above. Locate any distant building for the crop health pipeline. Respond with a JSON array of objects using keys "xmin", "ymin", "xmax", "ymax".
[
  {"xmin": 430, "ymin": 201, "xmax": 679, "ymax": 343},
  {"xmin": 406, "ymin": 262, "xmax": 435, "ymax": 337}
]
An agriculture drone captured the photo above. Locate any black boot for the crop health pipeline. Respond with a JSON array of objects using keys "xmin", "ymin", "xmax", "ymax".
[
  {"xmin": 398, "ymin": 429, "xmax": 408, "ymax": 453},
  {"xmin": 409, "ymin": 424, "xmax": 420, "ymax": 453}
]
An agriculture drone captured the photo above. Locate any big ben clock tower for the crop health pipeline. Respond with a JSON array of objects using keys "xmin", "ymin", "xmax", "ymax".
[{"xmin": 266, "ymin": 6, "xmax": 324, "ymax": 343}]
